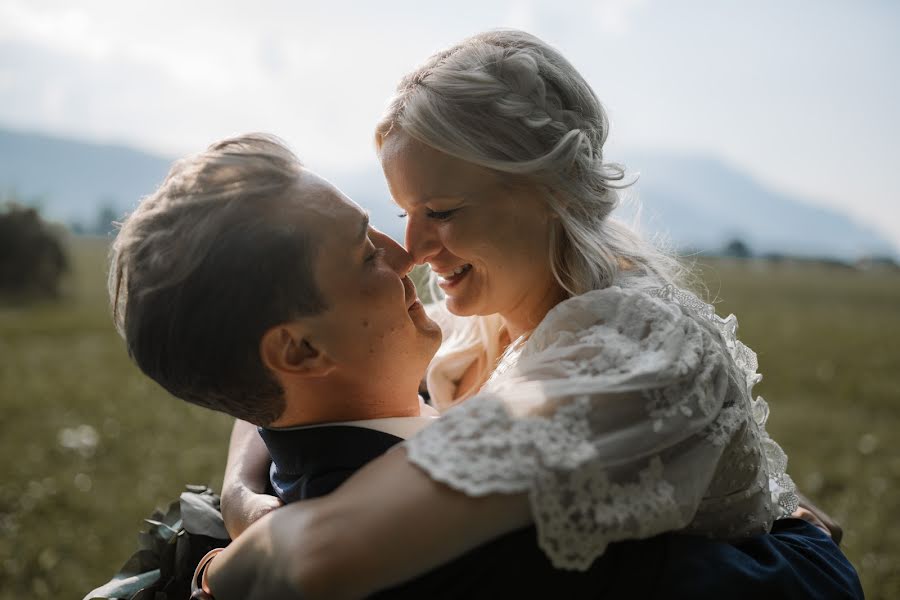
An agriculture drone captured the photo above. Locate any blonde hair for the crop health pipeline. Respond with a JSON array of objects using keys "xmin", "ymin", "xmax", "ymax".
[{"xmin": 376, "ymin": 29, "xmax": 684, "ymax": 391}]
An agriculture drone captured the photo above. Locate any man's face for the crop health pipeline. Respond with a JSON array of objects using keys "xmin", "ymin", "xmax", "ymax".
[{"xmin": 294, "ymin": 171, "xmax": 441, "ymax": 383}]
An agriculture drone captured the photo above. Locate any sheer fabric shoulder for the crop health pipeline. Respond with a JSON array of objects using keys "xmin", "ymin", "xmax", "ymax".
[
  {"xmin": 406, "ymin": 285, "xmax": 797, "ymax": 569},
  {"xmin": 423, "ymin": 302, "xmax": 505, "ymax": 412}
]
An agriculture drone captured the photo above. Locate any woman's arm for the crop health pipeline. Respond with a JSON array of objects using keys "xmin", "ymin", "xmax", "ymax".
[
  {"xmin": 208, "ymin": 447, "xmax": 531, "ymax": 600},
  {"xmin": 220, "ymin": 419, "xmax": 283, "ymax": 538}
]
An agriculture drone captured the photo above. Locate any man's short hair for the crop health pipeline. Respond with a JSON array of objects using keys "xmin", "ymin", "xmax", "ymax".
[{"xmin": 109, "ymin": 133, "xmax": 327, "ymax": 426}]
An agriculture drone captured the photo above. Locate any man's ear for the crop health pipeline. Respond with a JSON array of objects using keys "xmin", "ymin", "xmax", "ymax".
[{"xmin": 260, "ymin": 323, "xmax": 335, "ymax": 378}]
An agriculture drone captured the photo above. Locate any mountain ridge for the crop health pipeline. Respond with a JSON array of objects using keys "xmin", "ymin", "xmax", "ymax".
[{"xmin": 1, "ymin": 126, "xmax": 895, "ymax": 260}]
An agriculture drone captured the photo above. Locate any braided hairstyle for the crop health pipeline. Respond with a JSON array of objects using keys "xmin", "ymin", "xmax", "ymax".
[{"xmin": 376, "ymin": 29, "xmax": 682, "ymax": 296}]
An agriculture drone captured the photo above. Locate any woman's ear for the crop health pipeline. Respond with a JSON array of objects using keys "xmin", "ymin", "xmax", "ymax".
[{"xmin": 260, "ymin": 323, "xmax": 335, "ymax": 378}]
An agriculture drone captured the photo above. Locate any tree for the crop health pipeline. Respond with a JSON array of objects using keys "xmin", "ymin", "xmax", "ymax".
[
  {"xmin": 722, "ymin": 238, "xmax": 752, "ymax": 259},
  {"xmin": 0, "ymin": 200, "xmax": 69, "ymax": 300}
]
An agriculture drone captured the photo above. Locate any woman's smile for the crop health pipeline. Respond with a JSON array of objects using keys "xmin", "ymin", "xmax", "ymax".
[
  {"xmin": 380, "ymin": 131, "xmax": 563, "ymax": 336},
  {"xmin": 433, "ymin": 263, "xmax": 472, "ymax": 289}
]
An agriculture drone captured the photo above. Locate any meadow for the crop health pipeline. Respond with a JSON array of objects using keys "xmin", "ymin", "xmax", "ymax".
[{"xmin": 0, "ymin": 236, "xmax": 897, "ymax": 598}]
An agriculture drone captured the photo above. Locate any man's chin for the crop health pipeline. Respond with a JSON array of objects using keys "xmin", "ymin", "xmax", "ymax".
[
  {"xmin": 410, "ymin": 334, "xmax": 441, "ymax": 377},
  {"xmin": 411, "ymin": 308, "xmax": 442, "ymax": 338}
]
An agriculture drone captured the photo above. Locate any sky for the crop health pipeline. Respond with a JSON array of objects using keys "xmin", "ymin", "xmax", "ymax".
[{"xmin": 1, "ymin": 0, "xmax": 898, "ymax": 249}]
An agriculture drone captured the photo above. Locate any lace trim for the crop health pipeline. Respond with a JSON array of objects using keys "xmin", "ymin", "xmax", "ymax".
[
  {"xmin": 533, "ymin": 455, "xmax": 680, "ymax": 570},
  {"xmin": 405, "ymin": 397, "xmax": 541, "ymax": 496},
  {"xmin": 649, "ymin": 285, "xmax": 798, "ymax": 517},
  {"xmin": 406, "ymin": 396, "xmax": 684, "ymax": 570}
]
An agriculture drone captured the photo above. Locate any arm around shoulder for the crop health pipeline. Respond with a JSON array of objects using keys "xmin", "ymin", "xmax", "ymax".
[{"xmin": 208, "ymin": 446, "xmax": 531, "ymax": 600}]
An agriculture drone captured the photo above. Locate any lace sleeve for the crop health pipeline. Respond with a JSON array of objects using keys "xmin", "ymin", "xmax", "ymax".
[{"xmin": 405, "ymin": 286, "xmax": 794, "ymax": 570}]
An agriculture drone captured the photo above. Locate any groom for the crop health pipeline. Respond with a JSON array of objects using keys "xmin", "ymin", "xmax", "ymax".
[{"xmin": 110, "ymin": 134, "xmax": 861, "ymax": 599}]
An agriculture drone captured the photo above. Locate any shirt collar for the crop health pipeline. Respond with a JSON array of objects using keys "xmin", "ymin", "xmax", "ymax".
[
  {"xmin": 259, "ymin": 415, "xmax": 439, "ymax": 477},
  {"xmin": 278, "ymin": 415, "xmax": 439, "ymax": 440}
]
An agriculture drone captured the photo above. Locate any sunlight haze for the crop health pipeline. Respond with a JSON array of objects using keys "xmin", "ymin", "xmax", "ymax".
[{"xmin": 1, "ymin": 0, "xmax": 897, "ymax": 250}]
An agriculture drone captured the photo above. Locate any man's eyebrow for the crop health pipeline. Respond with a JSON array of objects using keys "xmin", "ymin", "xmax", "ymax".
[{"xmin": 357, "ymin": 212, "xmax": 370, "ymax": 243}]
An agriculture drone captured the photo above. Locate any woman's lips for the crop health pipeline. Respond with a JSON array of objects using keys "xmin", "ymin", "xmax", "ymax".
[{"xmin": 434, "ymin": 264, "xmax": 472, "ymax": 289}]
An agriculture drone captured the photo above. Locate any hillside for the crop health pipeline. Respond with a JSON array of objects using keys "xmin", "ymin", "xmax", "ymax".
[{"xmin": 1, "ymin": 127, "xmax": 895, "ymax": 259}]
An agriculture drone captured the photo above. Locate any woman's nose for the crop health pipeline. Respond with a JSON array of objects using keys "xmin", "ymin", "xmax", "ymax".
[
  {"xmin": 371, "ymin": 229, "xmax": 414, "ymax": 277},
  {"xmin": 404, "ymin": 214, "xmax": 440, "ymax": 265}
]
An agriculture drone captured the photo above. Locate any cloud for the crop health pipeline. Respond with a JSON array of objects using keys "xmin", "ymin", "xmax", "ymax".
[
  {"xmin": 590, "ymin": 0, "xmax": 647, "ymax": 34},
  {"xmin": 503, "ymin": 0, "xmax": 538, "ymax": 31},
  {"xmin": 0, "ymin": 2, "xmax": 111, "ymax": 60},
  {"xmin": 0, "ymin": 0, "xmax": 897, "ymax": 248}
]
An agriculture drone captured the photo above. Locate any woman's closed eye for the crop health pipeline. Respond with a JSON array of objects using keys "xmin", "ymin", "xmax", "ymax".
[
  {"xmin": 396, "ymin": 208, "xmax": 459, "ymax": 221},
  {"xmin": 426, "ymin": 208, "xmax": 457, "ymax": 220}
]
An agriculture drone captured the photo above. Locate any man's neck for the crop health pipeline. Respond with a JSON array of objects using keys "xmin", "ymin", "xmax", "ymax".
[{"xmin": 269, "ymin": 378, "xmax": 423, "ymax": 429}]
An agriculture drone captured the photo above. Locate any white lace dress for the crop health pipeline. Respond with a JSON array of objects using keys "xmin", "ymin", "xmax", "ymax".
[{"xmin": 405, "ymin": 282, "xmax": 798, "ymax": 570}]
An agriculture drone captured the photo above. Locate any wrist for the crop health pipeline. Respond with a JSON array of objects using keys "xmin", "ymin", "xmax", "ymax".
[{"xmin": 192, "ymin": 547, "xmax": 225, "ymax": 599}]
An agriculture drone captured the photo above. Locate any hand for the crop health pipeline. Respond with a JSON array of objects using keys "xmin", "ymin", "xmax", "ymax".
[
  {"xmin": 792, "ymin": 492, "xmax": 843, "ymax": 544},
  {"xmin": 221, "ymin": 420, "xmax": 282, "ymax": 538},
  {"xmin": 419, "ymin": 395, "xmax": 440, "ymax": 417},
  {"xmin": 222, "ymin": 487, "xmax": 284, "ymax": 538}
]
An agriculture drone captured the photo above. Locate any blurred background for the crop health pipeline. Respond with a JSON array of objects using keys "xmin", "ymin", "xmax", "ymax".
[{"xmin": 0, "ymin": 1, "xmax": 897, "ymax": 597}]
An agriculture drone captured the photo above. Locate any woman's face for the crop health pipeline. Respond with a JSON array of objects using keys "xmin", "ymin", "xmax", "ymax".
[{"xmin": 379, "ymin": 131, "xmax": 565, "ymax": 332}]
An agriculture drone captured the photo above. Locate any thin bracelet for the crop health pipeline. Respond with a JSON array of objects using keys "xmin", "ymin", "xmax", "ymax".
[{"xmin": 191, "ymin": 547, "xmax": 225, "ymax": 599}]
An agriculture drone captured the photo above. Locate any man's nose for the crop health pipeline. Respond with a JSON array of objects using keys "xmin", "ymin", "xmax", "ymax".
[
  {"xmin": 371, "ymin": 229, "xmax": 414, "ymax": 277},
  {"xmin": 404, "ymin": 214, "xmax": 440, "ymax": 265}
]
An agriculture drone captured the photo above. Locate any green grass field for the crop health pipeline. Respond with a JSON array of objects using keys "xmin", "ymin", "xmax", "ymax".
[{"xmin": 1, "ymin": 237, "xmax": 897, "ymax": 598}]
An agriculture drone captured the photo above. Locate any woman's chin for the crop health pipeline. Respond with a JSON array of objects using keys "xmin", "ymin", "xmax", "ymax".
[
  {"xmin": 445, "ymin": 295, "xmax": 495, "ymax": 319},
  {"xmin": 444, "ymin": 296, "xmax": 475, "ymax": 317}
]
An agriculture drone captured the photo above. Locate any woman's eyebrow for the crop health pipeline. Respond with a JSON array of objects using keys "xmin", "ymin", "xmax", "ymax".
[
  {"xmin": 389, "ymin": 193, "xmax": 465, "ymax": 209},
  {"xmin": 417, "ymin": 194, "xmax": 467, "ymax": 205}
]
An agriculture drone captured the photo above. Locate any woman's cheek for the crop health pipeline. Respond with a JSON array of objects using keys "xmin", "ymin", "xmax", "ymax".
[{"xmin": 436, "ymin": 222, "xmax": 454, "ymax": 247}]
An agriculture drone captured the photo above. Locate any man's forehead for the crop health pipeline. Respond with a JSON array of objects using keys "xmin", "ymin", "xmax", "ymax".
[
  {"xmin": 293, "ymin": 170, "xmax": 365, "ymax": 217},
  {"xmin": 287, "ymin": 170, "xmax": 368, "ymax": 247}
]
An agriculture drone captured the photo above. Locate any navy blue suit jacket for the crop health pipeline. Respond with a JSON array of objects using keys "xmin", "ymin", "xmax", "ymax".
[{"xmin": 259, "ymin": 424, "xmax": 863, "ymax": 599}]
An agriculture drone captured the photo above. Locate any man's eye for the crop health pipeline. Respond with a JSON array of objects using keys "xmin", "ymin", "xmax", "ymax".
[
  {"xmin": 426, "ymin": 208, "xmax": 457, "ymax": 220},
  {"xmin": 397, "ymin": 211, "xmax": 408, "ymax": 219},
  {"xmin": 366, "ymin": 248, "xmax": 386, "ymax": 263}
]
